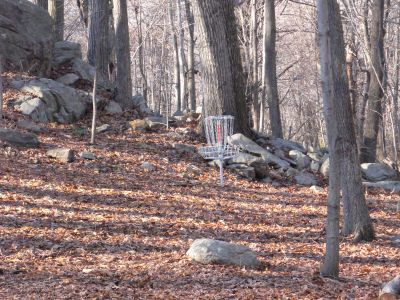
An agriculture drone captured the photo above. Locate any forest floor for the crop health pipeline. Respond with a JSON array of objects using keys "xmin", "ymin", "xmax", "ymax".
[{"xmin": 0, "ymin": 75, "xmax": 399, "ymax": 299}]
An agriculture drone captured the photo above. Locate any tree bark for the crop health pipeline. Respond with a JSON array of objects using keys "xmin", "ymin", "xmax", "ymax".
[
  {"xmin": 34, "ymin": 0, "xmax": 48, "ymax": 10},
  {"xmin": 112, "ymin": 0, "xmax": 133, "ymax": 108},
  {"xmin": 177, "ymin": 0, "xmax": 187, "ymax": 111},
  {"xmin": 262, "ymin": 0, "xmax": 283, "ymax": 138},
  {"xmin": 317, "ymin": 0, "xmax": 341, "ymax": 277},
  {"xmin": 317, "ymin": 0, "xmax": 374, "ymax": 250},
  {"xmin": 48, "ymin": 0, "xmax": 64, "ymax": 42},
  {"xmin": 135, "ymin": 2, "xmax": 148, "ymax": 103},
  {"xmin": 88, "ymin": 0, "xmax": 110, "ymax": 82},
  {"xmin": 361, "ymin": 0, "xmax": 385, "ymax": 163},
  {"xmin": 250, "ymin": 0, "xmax": 260, "ymax": 131},
  {"xmin": 0, "ymin": 56, "xmax": 3, "ymax": 124},
  {"xmin": 185, "ymin": 0, "xmax": 196, "ymax": 112},
  {"xmin": 192, "ymin": 0, "xmax": 252, "ymax": 136},
  {"xmin": 90, "ymin": 69, "xmax": 97, "ymax": 144},
  {"xmin": 169, "ymin": 0, "xmax": 181, "ymax": 113}
]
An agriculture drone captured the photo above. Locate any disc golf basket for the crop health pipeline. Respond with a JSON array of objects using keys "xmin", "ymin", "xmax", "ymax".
[{"xmin": 198, "ymin": 115, "xmax": 239, "ymax": 187}]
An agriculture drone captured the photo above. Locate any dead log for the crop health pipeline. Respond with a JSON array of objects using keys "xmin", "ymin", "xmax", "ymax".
[{"xmin": 379, "ymin": 275, "xmax": 400, "ymax": 300}]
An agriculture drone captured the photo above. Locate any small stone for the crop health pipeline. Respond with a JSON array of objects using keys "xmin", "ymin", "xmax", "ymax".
[
  {"xmin": 310, "ymin": 185, "xmax": 324, "ymax": 193},
  {"xmin": 186, "ymin": 238, "xmax": 263, "ymax": 270},
  {"xmin": 47, "ymin": 148, "xmax": 75, "ymax": 163},
  {"xmin": 187, "ymin": 164, "xmax": 201, "ymax": 175},
  {"xmin": 173, "ymin": 143, "xmax": 197, "ymax": 154},
  {"xmin": 141, "ymin": 162, "xmax": 156, "ymax": 171},
  {"xmin": 79, "ymin": 151, "xmax": 96, "ymax": 160},
  {"xmin": 96, "ymin": 124, "xmax": 111, "ymax": 133}
]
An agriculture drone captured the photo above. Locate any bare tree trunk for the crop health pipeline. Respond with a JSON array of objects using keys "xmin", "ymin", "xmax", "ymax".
[
  {"xmin": 192, "ymin": 0, "xmax": 252, "ymax": 136},
  {"xmin": 34, "ymin": 0, "xmax": 48, "ymax": 10},
  {"xmin": 169, "ymin": 0, "xmax": 181, "ymax": 113},
  {"xmin": 88, "ymin": 0, "xmax": 110, "ymax": 81},
  {"xmin": 185, "ymin": 0, "xmax": 196, "ymax": 112},
  {"xmin": 77, "ymin": 0, "xmax": 89, "ymax": 27},
  {"xmin": 250, "ymin": 0, "xmax": 260, "ymax": 131},
  {"xmin": 317, "ymin": 0, "xmax": 341, "ymax": 277},
  {"xmin": 177, "ymin": 0, "xmax": 187, "ymax": 111},
  {"xmin": 392, "ymin": 14, "xmax": 400, "ymax": 166},
  {"xmin": 318, "ymin": 0, "xmax": 374, "ymax": 262},
  {"xmin": 90, "ymin": 69, "xmax": 97, "ymax": 144},
  {"xmin": 48, "ymin": 0, "xmax": 64, "ymax": 42},
  {"xmin": 0, "ymin": 57, "xmax": 3, "ymax": 124},
  {"xmin": 135, "ymin": 1, "xmax": 148, "ymax": 102},
  {"xmin": 112, "ymin": 0, "xmax": 133, "ymax": 108},
  {"xmin": 262, "ymin": 0, "xmax": 283, "ymax": 138},
  {"xmin": 361, "ymin": 0, "xmax": 385, "ymax": 163}
]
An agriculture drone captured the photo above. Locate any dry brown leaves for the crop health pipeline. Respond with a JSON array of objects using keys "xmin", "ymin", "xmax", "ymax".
[{"xmin": 0, "ymin": 74, "xmax": 399, "ymax": 299}]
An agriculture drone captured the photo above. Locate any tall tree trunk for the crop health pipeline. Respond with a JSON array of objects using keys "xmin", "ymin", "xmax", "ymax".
[
  {"xmin": 112, "ymin": 0, "xmax": 133, "ymax": 108},
  {"xmin": 250, "ymin": 0, "xmax": 260, "ymax": 131},
  {"xmin": 169, "ymin": 0, "xmax": 181, "ymax": 113},
  {"xmin": 0, "ymin": 56, "xmax": 3, "ymax": 124},
  {"xmin": 361, "ymin": 0, "xmax": 385, "ymax": 163},
  {"xmin": 192, "ymin": 0, "xmax": 252, "ymax": 136},
  {"xmin": 318, "ymin": 0, "xmax": 374, "ymax": 246},
  {"xmin": 177, "ymin": 0, "xmax": 187, "ymax": 111},
  {"xmin": 185, "ymin": 0, "xmax": 196, "ymax": 112},
  {"xmin": 392, "ymin": 11, "xmax": 400, "ymax": 165},
  {"xmin": 317, "ymin": 0, "xmax": 341, "ymax": 277},
  {"xmin": 88, "ymin": 0, "xmax": 110, "ymax": 81},
  {"xmin": 262, "ymin": 0, "xmax": 283, "ymax": 138},
  {"xmin": 90, "ymin": 69, "xmax": 97, "ymax": 144},
  {"xmin": 135, "ymin": 1, "xmax": 148, "ymax": 102},
  {"xmin": 48, "ymin": 0, "xmax": 64, "ymax": 42},
  {"xmin": 34, "ymin": 0, "xmax": 48, "ymax": 10},
  {"xmin": 77, "ymin": 0, "xmax": 89, "ymax": 27}
]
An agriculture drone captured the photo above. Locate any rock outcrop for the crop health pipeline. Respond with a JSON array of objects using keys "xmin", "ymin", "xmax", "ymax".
[
  {"xmin": 14, "ymin": 78, "xmax": 87, "ymax": 123},
  {"xmin": 0, "ymin": 0, "xmax": 53, "ymax": 76}
]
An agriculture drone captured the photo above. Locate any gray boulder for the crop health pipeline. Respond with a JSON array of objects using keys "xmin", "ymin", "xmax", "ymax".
[
  {"xmin": 227, "ymin": 164, "xmax": 256, "ymax": 180},
  {"xmin": 16, "ymin": 120, "xmax": 42, "ymax": 133},
  {"xmin": 0, "ymin": 0, "xmax": 53, "ymax": 76},
  {"xmin": 294, "ymin": 171, "xmax": 317, "ymax": 186},
  {"xmin": 56, "ymin": 73, "xmax": 80, "ymax": 86},
  {"xmin": 47, "ymin": 148, "xmax": 75, "ymax": 163},
  {"xmin": 16, "ymin": 78, "xmax": 87, "ymax": 123},
  {"xmin": 310, "ymin": 160, "xmax": 320, "ymax": 172},
  {"xmin": 186, "ymin": 238, "xmax": 262, "ymax": 270},
  {"xmin": 105, "ymin": 101, "xmax": 123, "ymax": 114},
  {"xmin": 362, "ymin": 181, "xmax": 400, "ymax": 193},
  {"xmin": 173, "ymin": 143, "xmax": 197, "ymax": 154},
  {"xmin": 79, "ymin": 151, "xmax": 96, "ymax": 160},
  {"xmin": 228, "ymin": 134, "xmax": 290, "ymax": 169},
  {"xmin": 361, "ymin": 163, "xmax": 398, "ymax": 182},
  {"xmin": 53, "ymin": 41, "xmax": 82, "ymax": 66},
  {"xmin": 132, "ymin": 94, "xmax": 153, "ymax": 115},
  {"xmin": 227, "ymin": 152, "xmax": 262, "ymax": 165},
  {"xmin": 289, "ymin": 150, "xmax": 311, "ymax": 170},
  {"xmin": 270, "ymin": 138, "xmax": 306, "ymax": 154},
  {"xmin": 0, "ymin": 129, "xmax": 39, "ymax": 148}
]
